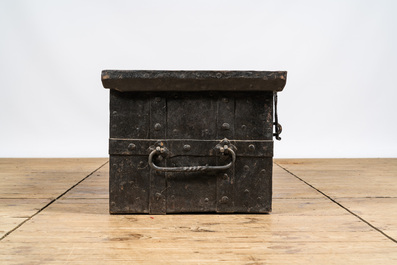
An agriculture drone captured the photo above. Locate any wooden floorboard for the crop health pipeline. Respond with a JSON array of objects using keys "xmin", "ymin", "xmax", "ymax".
[
  {"xmin": 0, "ymin": 158, "xmax": 396, "ymax": 264},
  {"xmin": 0, "ymin": 158, "xmax": 108, "ymax": 239},
  {"xmin": 276, "ymin": 158, "xmax": 397, "ymax": 242}
]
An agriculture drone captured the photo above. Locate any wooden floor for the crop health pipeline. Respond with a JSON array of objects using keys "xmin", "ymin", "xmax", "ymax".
[{"xmin": 0, "ymin": 158, "xmax": 396, "ymax": 264}]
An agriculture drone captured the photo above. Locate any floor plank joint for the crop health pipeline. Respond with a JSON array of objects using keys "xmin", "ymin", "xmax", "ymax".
[
  {"xmin": 275, "ymin": 161, "xmax": 397, "ymax": 244},
  {"xmin": 0, "ymin": 160, "xmax": 108, "ymax": 241}
]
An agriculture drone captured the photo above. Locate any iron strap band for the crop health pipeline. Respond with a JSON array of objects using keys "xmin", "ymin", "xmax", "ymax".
[{"xmin": 109, "ymin": 139, "xmax": 273, "ymax": 157}]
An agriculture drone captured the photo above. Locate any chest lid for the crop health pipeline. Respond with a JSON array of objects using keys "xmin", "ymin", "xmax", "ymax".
[{"xmin": 102, "ymin": 70, "xmax": 287, "ymax": 92}]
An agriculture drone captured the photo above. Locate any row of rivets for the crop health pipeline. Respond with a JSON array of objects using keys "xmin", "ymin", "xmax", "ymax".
[
  {"xmin": 127, "ymin": 143, "xmax": 261, "ymax": 155},
  {"xmin": 127, "ymin": 142, "xmax": 261, "ymax": 157},
  {"xmin": 150, "ymin": 98, "xmax": 252, "ymax": 133},
  {"xmin": 168, "ymin": 194, "xmax": 263, "ymax": 204},
  {"xmin": 170, "ymin": 196, "xmax": 211, "ymax": 203}
]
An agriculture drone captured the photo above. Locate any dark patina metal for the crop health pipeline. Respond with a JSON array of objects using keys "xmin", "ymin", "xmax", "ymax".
[{"xmin": 102, "ymin": 70, "xmax": 287, "ymax": 214}]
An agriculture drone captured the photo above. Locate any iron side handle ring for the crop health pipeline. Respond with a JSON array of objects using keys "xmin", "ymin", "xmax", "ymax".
[{"xmin": 148, "ymin": 147, "xmax": 236, "ymax": 172}]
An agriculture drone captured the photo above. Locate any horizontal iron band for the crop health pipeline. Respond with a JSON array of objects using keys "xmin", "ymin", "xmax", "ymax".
[{"xmin": 109, "ymin": 139, "xmax": 273, "ymax": 157}]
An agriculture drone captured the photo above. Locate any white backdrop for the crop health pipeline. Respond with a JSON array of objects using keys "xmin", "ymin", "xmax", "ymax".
[{"xmin": 1, "ymin": 0, "xmax": 396, "ymax": 158}]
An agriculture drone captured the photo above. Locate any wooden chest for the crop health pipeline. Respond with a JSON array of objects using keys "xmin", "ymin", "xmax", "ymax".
[{"xmin": 101, "ymin": 70, "xmax": 287, "ymax": 214}]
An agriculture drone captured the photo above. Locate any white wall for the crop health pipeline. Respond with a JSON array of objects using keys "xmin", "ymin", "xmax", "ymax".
[{"xmin": 1, "ymin": 0, "xmax": 396, "ymax": 158}]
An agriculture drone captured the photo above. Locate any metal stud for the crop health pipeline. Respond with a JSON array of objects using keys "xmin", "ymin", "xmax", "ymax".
[
  {"xmin": 248, "ymin": 144, "xmax": 255, "ymax": 151},
  {"xmin": 220, "ymin": 196, "xmax": 229, "ymax": 204},
  {"xmin": 221, "ymin": 123, "xmax": 230, "ymax": 130},
  {"xmin": 183, "ymin": 144, "xmax": 191, "ymax": 151},
  {"xmin": 128, "ymin": 143, "xmax": 136, "ymax": 150},
  {"xmin": 154, "ymin": 123, "xmax": 161, "ymax": 131}
]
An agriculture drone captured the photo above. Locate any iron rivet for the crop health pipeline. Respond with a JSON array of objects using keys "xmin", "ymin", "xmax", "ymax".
[
  {"xmin": 155, "ymin": 192, "xmax": 162, "ymax": 199},
  {"xmin": 221, "ymin": 123, "xmax": 230, "ymax": 130},
  {"xmin": 241, "ymin": 125, "xmax": 246, "ymax": 129},
  {"xmin": 243, "ymin": 165, "xmax": 250, "ymax": 171},
  {"xmin": 112, "ymin": 111, "xmax": 118, "ymax": 115},
  {"xmin": 223, "ymin": 173, "xmax": 228, "ymax": 180},
  {"xmin": 154, "ymin": 123, "xmax": 161, "ymax": 131},
  {"xmin": 222, "ymin": 98, "xmax": 229, "ymax": 103},
  {"xmin": 155, "ymin": 97, "xmax": 161, "ymax": 102},
  {"xmin": 216, "ymin": 73, "xmax": 222, "ymax": 78},
  {"xmin": 244, "ymin": 189, "xmax": 250, "ymax": 194},
  {"xmin": 171, "ymin": 195, "xmax": 175, "ymax": 200},
  {"xmin": 138, "ymin": 161, "xmax": 144, "ymax": 167},
  {"xmin": 257, "ymin": 197, "xmax": 262, "ymax": 201},
  {"xmin": 128, "ymin": 143, "xmax": 136, "ymax": 150},
  {"xmin": 220, "ymin": 196, "xmax": 229, "ymax": 203},
  {"xmin": 204, "ymin": 198, "xmax": 209, "ymax": 203},
  {"xmin": 260, "ymin": 169, "xmax": 266, "ymax": 174},
  {"xmin": 248, "ymin": 144, "xmax": 255, "ymax": 151},
  {"xmin": 183, "ymin": 144, "xmax": 191, "ymax": 151}
]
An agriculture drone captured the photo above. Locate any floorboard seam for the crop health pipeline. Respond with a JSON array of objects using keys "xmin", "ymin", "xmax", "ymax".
[
  {"xmin": 0, "ymin": 161, "xmax": 109, "ymax": 241},
  {"xmin": 274, "ymin": 162, "xmax": 397, "ymax": 244}
]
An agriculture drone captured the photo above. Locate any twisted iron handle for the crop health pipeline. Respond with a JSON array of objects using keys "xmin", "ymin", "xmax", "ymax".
[{"xmin": 148, "ymin": 147, "xmax": 235, "ymax": 172}]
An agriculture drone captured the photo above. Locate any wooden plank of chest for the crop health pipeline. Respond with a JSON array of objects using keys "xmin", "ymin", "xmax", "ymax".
[
  {"xmin": 216, "ymin": 94, "xmax": 235, "ymax": 212},
  {"xmin": 149, "ymin": 95, "xmax": 167, "ymax": 214},
  {"xmin": 165, "ymin": 93, "xmax": 218, "ymax": 213},
  {"xmin": 109, "ymin": 91, "xmax": 151, "ymax": 213},
  {"xmin": 234, "ymin": 92, "xmax": 273, "ymax": 140}
]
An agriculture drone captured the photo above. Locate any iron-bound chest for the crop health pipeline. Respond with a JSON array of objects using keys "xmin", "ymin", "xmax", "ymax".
[{"xmin": 102, "ymin": 70, "xmax": 287, "ymax": 214}]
